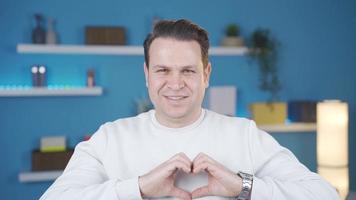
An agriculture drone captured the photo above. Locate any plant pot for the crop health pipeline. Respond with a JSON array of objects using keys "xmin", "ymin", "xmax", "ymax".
[
  {"xmin": 250, "ymin": 102, "xmax": 287, "ymax": 125},
  {"xmin": 221, "ymin": 36, "xmax": 244, "ymax": 47}
]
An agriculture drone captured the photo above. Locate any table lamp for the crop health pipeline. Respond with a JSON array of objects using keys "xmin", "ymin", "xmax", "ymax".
[{"xmin": 317, "ymin": 100, "xmax": 349, "ymax": 199}]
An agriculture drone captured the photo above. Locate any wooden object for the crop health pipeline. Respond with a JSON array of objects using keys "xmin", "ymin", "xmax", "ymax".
[
  {"xmin": 32, "ymin": 149, "xmax": 74, "ymax": 171},
  {"xmin": 85, "ymin": 26, "xmax": 126, "ymax": 45}
]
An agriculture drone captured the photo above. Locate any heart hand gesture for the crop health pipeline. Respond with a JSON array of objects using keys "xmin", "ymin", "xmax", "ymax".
[
  {"xmin": 138, "ymin": 152, "xmax": 244, "ymax": 200},
  {"xmin": 138, "ymin": 153, "xmax": 192, "ymax": 200},
  {"xmin": 191, "ymin": 153, "xmax": 242, "ymax": 199}
]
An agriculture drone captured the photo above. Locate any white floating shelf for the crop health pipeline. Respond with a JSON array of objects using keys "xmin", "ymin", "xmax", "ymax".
[
  {"xmin": 19, "ymin": 170, "xmax": 63, "ymax": 183},
  {"xmin": 17, "ymin": 44, "xmax": 248, "ymax": 56},
  {"xmin": 0, "ymin": 87, "xmax": 103, "ymax": 97},
  {"xmin": 259, "ymin": 123, "xmax": 317, "ymax": 133},
  {"xmin": 17, "ymin": 44, "xmax": 143, "ymax": 55},
  {"xmin": 210, "ymin": 47, "xmax": 248, "ymax": 55}
]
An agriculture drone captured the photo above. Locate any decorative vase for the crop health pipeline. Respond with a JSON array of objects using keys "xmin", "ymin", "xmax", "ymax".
[
  {"xmin": 32, "ymin": 14, "xmax": 46, "ymax": 44},
  {"xmin": 86, "ymin": 69, "xmax": 95, "ymax": 87},
  {"xmin": 46, "ymin": 18, "xmax": 58, "ymax": 44}
]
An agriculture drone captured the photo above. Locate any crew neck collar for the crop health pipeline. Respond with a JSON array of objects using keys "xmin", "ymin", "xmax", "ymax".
[{"xmin": 149, "ymin": 109, "xmax": 206, "ymax": 132}]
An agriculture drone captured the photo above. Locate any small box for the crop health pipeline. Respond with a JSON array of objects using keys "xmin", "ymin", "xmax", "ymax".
[
  {"xmin": 85, "ymin": 26, "xmax": 126, "ymax": 45},
  {"xmin": 288, "ymin": 100, "xmax": 316, "ymax": 122},
  {"xmin": 32, "ymin": 149, "xmax": 74, "ymax": 171},
  {"xmin": 250, "ymin": 102, "xmax": 287, "ymax": 125},
  {"xmin": 40, "ymin": 136, "xmax": 66, "ymax": 152}
]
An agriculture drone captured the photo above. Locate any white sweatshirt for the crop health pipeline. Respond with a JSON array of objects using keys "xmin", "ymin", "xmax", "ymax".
[{"xmin": 40, "ymin": 109, "xmax": 339, "ymax": 200}]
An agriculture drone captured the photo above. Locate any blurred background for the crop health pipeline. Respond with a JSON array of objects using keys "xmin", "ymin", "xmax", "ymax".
[{"xmin": 0, "ymin": 0, "xmax": 355, "ymax": 199}]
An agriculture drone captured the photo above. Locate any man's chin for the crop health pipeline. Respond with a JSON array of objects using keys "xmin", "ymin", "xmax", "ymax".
[
  {"xmin": 155, "ymin": 107, "xmax": 200, "ymax": 127},
  {"xmin": 164, "ymin": 111, "xmax": 188, "ymax": 120},
  {"xmin": 160, "ymin": 108, "xmax": 190, "ymax": 120}
]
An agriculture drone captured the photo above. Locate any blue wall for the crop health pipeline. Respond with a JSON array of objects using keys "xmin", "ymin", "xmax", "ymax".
[{"xmin": 1, "ymin": 0, "xmax": 355, "ymax": 199}]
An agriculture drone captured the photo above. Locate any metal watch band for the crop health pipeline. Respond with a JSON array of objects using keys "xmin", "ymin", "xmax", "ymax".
[{"xmin": 237, "ymin": 171, "xmax": 253, "ymax": 200}]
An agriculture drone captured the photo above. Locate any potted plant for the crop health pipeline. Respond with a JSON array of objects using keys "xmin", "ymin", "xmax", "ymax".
[
  {"xmin": 248, "ymin": 28, "xmax": 286, "ymax": 125},
  {"xmin": 221, "ymin": 24, "xmax": 244, "ymax": 47}
]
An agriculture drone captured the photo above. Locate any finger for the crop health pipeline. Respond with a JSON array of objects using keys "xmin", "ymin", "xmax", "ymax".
[
  {"xmin": 170, "ymin": 187, "xmax": 192, "ymax": 200},
  {"xmin": 193, "ymin": 153, "xmax": 228, "ymax": 175},
  {"xmin": 192, "ymin": 153, "xmax": 215, "ymax": 168},
  {"xmin": 192, "ymin": 154, "xmax": 206, "ymax": 170},
  {"xmin": 192, "ymin": 152, "xmax": 206, "ymax": 163},
  {"xmin": 176, "ymin": 158, "xmax": 192, "ymax": 172},
  {"xmin": 193, "ymin": 162, "xmax": 207, "ymax": 175},
  {"xmin": 171, "ymin": 152, "xmax": 190, "ymax": 161},
  {"xmin": 166, "ymin": 159, "xmax": 191, "ymax": 174},
  {"xmin": 191, "ymin": 186, "xmax": 211, "ymax": 199},
  {"xmin": 193, "ymin": 152, "xmax": 214, "ymax": 161},
  {"xmin": 193, "ymin": 160, "xmax": 218, "ymax": 175},
  {"xmin": 172, "ymin": 170, "xmax": 178, "ymax": 179},
  {"xmin": 171, "ymin": 152, "xmax": 192, "ymax": 170},
  {"xmin": 168, "ymin": 153, "xmax": 191, "ymax": 169},
  {"xmin": 176, "ymin": 152, "xmax": 192, "ymax": 163},
  {"xmin": 193, "ymin": 157, "xmax": 213, "ymax": 169}
]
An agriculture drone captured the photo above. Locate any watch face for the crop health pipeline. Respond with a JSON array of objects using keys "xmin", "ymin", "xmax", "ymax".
[{"xmin": 239, "ymin": 172, "xmax": 253, "ymax": 180}]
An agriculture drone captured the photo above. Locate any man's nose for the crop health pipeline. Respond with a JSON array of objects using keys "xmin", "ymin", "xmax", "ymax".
[{"xmin": 167, "ymin": 73, "xmax": 185, "ymax": 90}]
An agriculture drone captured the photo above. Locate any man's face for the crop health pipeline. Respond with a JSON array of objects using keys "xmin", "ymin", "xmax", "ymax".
[{"xmin": 144, "ymin": 37, "xmax": 211, "ymax": 127}]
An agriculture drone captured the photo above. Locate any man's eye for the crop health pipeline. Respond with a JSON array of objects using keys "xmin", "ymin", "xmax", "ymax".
[
  {"xmin": 183, "ymin": 69, "xmax": 195, "ymax": 74},
  {"xmin": 156, "ymin": 69, "xmax": 168, "ymax": 73}
]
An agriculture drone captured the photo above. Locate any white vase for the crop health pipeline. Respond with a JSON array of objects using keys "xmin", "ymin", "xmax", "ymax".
[{"xmin": 46, "ymin": 18, "xmax": 58, "ymax": 44}]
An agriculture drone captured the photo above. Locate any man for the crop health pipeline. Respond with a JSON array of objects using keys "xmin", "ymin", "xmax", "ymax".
[{"xmin": 41, "ymin": 19, "xmax": 339, "ymax": 200}]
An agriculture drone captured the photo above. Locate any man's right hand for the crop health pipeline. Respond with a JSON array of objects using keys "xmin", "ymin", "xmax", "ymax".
[{"xmin": 138, "ymin": 152, "xmax": 192, "ymax": 200}]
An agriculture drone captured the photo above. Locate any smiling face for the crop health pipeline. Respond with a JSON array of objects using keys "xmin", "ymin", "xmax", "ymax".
[{"xmin": 144, "ymin": 37, "xmax": 211, "ymax": 128}]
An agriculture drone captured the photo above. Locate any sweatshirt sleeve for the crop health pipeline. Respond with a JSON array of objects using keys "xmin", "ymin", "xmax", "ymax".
[
  {"xmin": 247, "ymin": 121, "xmax": 340, "ymax": 200},
  {"xmin": 40, "ymin": 124, "xmax": 143, "ymax": 200}
]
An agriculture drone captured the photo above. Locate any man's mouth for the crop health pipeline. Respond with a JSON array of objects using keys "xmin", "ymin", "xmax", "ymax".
[{"xmin": 164, "ymin": 95, "xmax": 188, "ymax": 101}]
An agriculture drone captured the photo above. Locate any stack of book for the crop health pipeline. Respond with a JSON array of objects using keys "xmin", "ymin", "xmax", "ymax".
[{"xmin": 32, "ymin": 136, "xmax": 73, "ymax": 171}]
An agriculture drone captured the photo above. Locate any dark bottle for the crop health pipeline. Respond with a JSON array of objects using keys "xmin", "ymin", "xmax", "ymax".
[
  {"xmin": 38, "ymin": 65, "xmax": 47, "ymax": 87},
  {"xmin": 32, "ymin": 14, "xmax": 46, "ymax": 44},
  {"xmin": 31, "ymin": 65, "xmax": 39, "ymax": 87}
]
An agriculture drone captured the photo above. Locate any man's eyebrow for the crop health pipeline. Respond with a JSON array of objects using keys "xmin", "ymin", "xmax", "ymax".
[
  {"xmin": 151, "ymin": 65, "xmax": 168, "ymax": 69},
  {"xmin": 181, "ymin": 65, "xmax": 196, "ymax": 69},
  {"xmin": 151, "ymin": 65, "xmax": 197, "ymax": 69}
]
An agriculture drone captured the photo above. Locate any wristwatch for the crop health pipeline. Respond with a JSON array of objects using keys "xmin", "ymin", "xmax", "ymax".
[{"xmin": 236, "ymin": 171, "xmax": 253, "ymax": 200}]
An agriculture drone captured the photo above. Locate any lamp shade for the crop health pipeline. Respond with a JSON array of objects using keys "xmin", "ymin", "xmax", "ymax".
[
  {"xmin": 317, "ymin": 100, "xmax": 349, "ymax": 199},
  {"xmin": 317, "ymin": 100, "xmax": 348, "ymax": 166}
]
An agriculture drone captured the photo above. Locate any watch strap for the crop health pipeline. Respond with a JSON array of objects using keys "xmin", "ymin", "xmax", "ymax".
[{"xmin": 237, "ymin": 171, "xmax": 253, "ymax": 200}]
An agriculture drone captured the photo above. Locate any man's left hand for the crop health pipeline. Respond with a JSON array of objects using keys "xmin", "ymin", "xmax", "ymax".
[{"xmin": 191, "ymin": 153, "xmax": 243, "ymax": 199}]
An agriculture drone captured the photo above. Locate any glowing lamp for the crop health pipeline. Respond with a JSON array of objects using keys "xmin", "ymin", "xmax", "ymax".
[{"xmin": 317, "ymin": 100, "xmax": 348, "ymax": 199}]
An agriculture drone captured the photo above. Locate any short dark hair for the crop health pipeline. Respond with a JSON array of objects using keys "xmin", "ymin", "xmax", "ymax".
[{"xmin": 143, "ymin": 19, "xmax": 210, "ymax": 68}]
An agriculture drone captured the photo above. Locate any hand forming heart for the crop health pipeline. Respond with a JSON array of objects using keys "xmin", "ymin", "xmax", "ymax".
[{"xmin": 138, "ymin": 152, "xmax": 243, "ymax": 200}]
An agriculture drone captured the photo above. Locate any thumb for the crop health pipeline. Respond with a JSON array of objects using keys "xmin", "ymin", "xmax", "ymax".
[
  {"xmin": 170, "ymin": 186, "xmax": 192, "ymax": 200},
  {"xmin": 191, "ymin": 186, "xmax": 211, "ymax": 199}
]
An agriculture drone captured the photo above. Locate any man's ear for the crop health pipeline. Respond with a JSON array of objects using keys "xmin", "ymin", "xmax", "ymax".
[
  {"xmin": 204, "ymin": 62, "xmax": 212, "ymax": 88},
  {"xmin": 143, "ymin": 62, "xmax": 149, "ymax": 87}
]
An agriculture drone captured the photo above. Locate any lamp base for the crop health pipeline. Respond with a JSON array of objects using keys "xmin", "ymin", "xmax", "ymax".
[{"xmin": 318, "ymin": 166, "xmax": 349, "ymax": 200}]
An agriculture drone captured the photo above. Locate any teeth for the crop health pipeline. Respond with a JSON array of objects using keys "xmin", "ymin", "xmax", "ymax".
[{"xmin": 166, "ymin": 96, "xmax": 185, "ymax": 100}]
